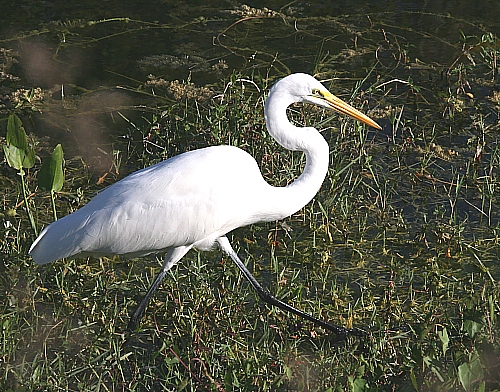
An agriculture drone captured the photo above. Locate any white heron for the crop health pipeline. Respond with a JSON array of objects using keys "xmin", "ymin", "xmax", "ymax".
[{"xmin": 29, "ymin": 73, "xmax": 381, "ymax": 336}]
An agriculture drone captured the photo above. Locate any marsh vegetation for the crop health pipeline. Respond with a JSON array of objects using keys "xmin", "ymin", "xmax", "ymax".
[{"xmin": 1, "ymin": 3, "xmax": 499, "ymax": 391}]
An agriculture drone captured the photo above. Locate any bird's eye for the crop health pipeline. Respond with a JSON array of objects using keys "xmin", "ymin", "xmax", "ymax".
[{"xmin": 312, "ymin": 88, "xmax": 324, "ymax": 97}]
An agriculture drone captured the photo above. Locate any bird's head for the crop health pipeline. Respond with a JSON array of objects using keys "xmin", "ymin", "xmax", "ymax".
[{"xmin": 271, "ymin": 73, "xmax": 381, "ymax": 130}]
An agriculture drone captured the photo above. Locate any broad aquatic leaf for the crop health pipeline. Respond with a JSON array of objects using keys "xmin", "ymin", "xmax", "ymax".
[
  {"xmin": 38, "ymin": 144, "xmax": 64, "ymax": 192},
  {"xmin": 348, "ymin": 376, "xmax": 368, "ymax": 392},
  {"xmin": 4, "ymin": 114, "xmax": 35, "ymax": 170},
  {"xmin": 458, "ymin": 354, "xmax": 484, "ymax": 392},
  {"xmin": 463, "ymin": 319, "xmax": 482, "ymax": 338},
  {"xmin": 3, "ymin": 144, "xmax": 24, "ymax": 171},
  {"xmin": 462, "ymin": 306, "xmax": 483, "ymax": 338},
  {"xmin": 22, "ymin": 144, "xmax": 35, "ymax": 169},
  {"xmin": 6, "ymin": 114, "xmax": 28, "ymax": 151}
]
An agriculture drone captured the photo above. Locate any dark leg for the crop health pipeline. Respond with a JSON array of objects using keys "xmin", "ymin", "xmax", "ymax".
[
  {"xmin": 216, "ymin": 236, "xmax": 365, "ymax": 337},
  {"xmin": 128, "ymin": 246, "xmax": 190, "ymax": 331}
]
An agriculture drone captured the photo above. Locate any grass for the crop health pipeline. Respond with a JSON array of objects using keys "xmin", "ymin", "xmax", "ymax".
[{"xmin": 1, "ymin": 14, "xmax": 500, "ymax": 392}]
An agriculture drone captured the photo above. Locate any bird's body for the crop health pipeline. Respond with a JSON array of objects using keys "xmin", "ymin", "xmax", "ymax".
[
  {"xmin": 30, "ymin": 73, "xmax": 380, "ymax": 335},
  {"xmin": 30, "ymin": 145, "xmax": 279, "ymax": 262},
  {"xmin": 29, "ymin": 141, "xmax": 326, "ymax": 262}
]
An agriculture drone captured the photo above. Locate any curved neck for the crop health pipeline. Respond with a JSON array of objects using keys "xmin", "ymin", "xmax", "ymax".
[{"xmin": 262, "ymin": 93, "xmax": 329, "ymax": 220}]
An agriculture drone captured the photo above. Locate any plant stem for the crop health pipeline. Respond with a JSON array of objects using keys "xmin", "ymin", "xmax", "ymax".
[
  {"xmin": 50, "ymin": 191, "xmax": 58, "ymax": 222},
  {"xmin": 19, "ymin": 170, "xmax": 38, "ymax": 237}
]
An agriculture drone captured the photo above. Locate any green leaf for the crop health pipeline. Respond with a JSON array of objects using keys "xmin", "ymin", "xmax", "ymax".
[
  {"xmin": 437, "ymin": 327, "xmax": 449, "ymax": 355},
  {"xmin": 38, "ymin": 144, "xmax": 64, "ymax": 192},
  {"xmin": 4, "ymin": 114, "xmax": 35, "ymax": 170},
  {"xmin": 410, "ymin": 370, "xmax": 418, "ymax": 391},
  {"xmin": 3, "ymin": 144, "xmax": 24, "ymax": 171},
  {"xmin": 348, "ymin": 376, "xmax": 368, "ymax": 392},
  {"xmin": 6, "ymin": 114, "xmax": 27, "ymax": 151},
  {"xmin": 458, "ymin": 354, "xmax": 484, "ymax": 392},
  {"xmin": 463, "ymin": 319, "xmax": 482, "ymax": 338},
  {"xmin": 23, "ymin": 145, "xmax": 35, "ymax": 169}
]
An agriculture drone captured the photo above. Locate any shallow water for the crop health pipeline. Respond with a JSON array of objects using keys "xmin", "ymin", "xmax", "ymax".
[{"xmin": 2, "ymin": 1, "xmax": 499, "ymax": 85}]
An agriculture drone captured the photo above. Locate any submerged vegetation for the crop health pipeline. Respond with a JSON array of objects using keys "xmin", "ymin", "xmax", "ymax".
[{"xmin": 1, "ymin": 5, "xmax": 500, "ymax": 391}]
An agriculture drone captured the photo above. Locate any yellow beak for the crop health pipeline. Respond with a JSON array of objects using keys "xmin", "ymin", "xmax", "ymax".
[{"xmin": 322, "ymin": 91, "xmax": 382, "ymax": 130}]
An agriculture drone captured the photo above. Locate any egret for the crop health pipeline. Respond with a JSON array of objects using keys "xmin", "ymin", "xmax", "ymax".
[{"xmin": 29, "ymin": 73, "xmax": 381, "ymax": 336}]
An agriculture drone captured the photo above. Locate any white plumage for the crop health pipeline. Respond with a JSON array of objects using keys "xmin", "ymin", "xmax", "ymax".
[{"xmin": 30, "ymin": 146, "xmax": 278, "ymax": 262}]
